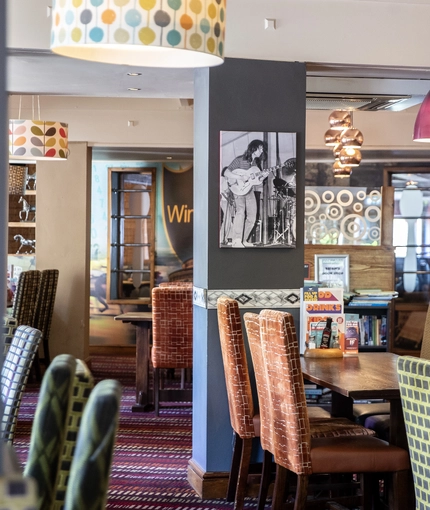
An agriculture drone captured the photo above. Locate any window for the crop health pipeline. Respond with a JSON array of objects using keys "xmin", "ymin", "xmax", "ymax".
[{"xmin": 107, "ymin": 168, "xmax": 155, "ymax": 304}]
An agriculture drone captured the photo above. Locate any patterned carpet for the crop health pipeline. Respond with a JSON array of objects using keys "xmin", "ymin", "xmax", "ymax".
[{"xmin": 13, "ymin": 356, "xmax": 256, "ymax": 510}]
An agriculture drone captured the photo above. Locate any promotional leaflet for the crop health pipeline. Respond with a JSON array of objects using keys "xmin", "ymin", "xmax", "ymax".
[{"xmin": 300, "ymin": 286, "xmax": 345, "ymax": 354}]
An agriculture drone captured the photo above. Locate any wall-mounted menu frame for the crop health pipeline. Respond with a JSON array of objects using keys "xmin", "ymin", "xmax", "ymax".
[{"xmin": 314, "ymin": 254, "xmax": 350, "ymax": 291}]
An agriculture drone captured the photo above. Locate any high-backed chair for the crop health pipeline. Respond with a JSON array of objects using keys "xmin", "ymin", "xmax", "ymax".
[
  {"xmin": 24, "ymin": 354, "xmax": 76, "ymax": 510},
  {"xmin": 54, "ymin": 359, "xmax": 94, "ymax": 510},
  {"xmin": 2, "ymin": 315, "xmax": 19, "ymax": 355},
  {"xmin": 63, "ymin": 379, "xmax": 122, "ymax": 510},
  {"xmin": 11, "ymin": 270, "xmax": 41, "ymax": 329},
  {"xmin": 244, "ymin": 310, "xmax": 410, "ymax": 510},
  {"xmin": 1, "ymin": 325, "xmax": 42, "ymax": 444},
  {"xmin": 33, "ymin": 269, "xmax": 59, "ymax": 367},
  {"xmin": 151, "ymin": 286, "xmax": 193, "ymax": 416},
  {"xmin": 218, "ymin": 298, "xmax": 375, "ymax": 510},
  {"xmin": 397, "ymin": 356, "xmax": 430, "ymax": 510}
]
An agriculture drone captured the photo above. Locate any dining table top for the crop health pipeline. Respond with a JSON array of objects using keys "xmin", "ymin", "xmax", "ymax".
[
  {"xmin": 114, "ymin": 311, "xmax": 153, "ymax": 323},
  {"xmin": 300, "ymin": 351, "xmax": 401, "ymax": 401}
]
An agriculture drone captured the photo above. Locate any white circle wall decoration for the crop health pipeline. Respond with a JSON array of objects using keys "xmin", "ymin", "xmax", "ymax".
[
  {"xmin": 308, "ymin": 216, "xmax": 316, "ymax": 224},
  {"xmin": 369, "ymin": 190, "xmax": 382, "ymax": 202},
  {"xmin": 336, "ymin": 189, "xmax": 354, "ymax": 207},
  {"xmin": 327, "ymin": 204, "xmax": 343, "ymax": 220},
  {"xmin": 319, "ymin": 213, "xmax": 327, "ymax": 221},
  {"xmin": 304, "ymin": 190, "xmax": 321, "ymax": 216},
  {"xmin": 364, "ymin": 206, "xmax": 381, "ymax": 223},
  {"xmin": 353, "ymin": 202, "xmax": 363, "ymax": 213},
  {"xmin": 310, "ymin": 222, "xmax": 328, "ymax": 241},
  {"xmin": 356, "ymin": 190, "xmax": 367, "ymax": 201},
  {"xmin": 322, "ymin": 190, "xmax": 335, "ymax": 203},
  {"xmin": 369, "ymin": 227, "xmax": 381, "ymax": 241},
  {"xmin": 340, "ymin": 214, "xmax": 367, "ymax": 241}
]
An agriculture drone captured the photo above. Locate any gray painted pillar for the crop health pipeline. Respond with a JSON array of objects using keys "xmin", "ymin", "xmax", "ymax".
[{"xmin": 191, "ymin": 58, "xmax": 306, "ymax": 474}]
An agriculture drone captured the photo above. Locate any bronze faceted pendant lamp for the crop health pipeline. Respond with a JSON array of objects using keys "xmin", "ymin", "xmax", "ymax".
[{"xmin": 324, "ymin": 110, "xmax": 363, "ymax": 178}]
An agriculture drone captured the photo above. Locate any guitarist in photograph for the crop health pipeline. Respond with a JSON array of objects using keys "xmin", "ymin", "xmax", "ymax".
[{"xmin": 222, "ymin": 139, "xmax": 268, "ymax": 247}]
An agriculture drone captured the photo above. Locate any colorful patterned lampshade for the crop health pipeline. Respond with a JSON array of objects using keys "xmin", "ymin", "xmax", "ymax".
[
  {"xmin": 9, "ymin": 119, "xmax": 69, "ymax": 161},
  {"xmin": 50, "ymin": 0, "xmax": 226, "ymax": 68},
  {"xmin": 413, "ymin": 91, "xmax": 430, "ymax": 142}
]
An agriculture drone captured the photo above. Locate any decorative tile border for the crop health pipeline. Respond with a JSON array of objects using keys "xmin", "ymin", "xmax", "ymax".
[{"xmin": 193, "ymin": 286, "xmax": 301, "ymax": 309}]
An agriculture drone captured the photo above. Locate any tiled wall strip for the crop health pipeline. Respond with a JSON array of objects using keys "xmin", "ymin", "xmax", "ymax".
[{"xmin": 193, "ymin": 287, "xmax": 301, "ymax": 309}]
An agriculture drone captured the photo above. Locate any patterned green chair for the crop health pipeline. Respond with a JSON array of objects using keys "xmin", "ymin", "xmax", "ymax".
[
  {"xmin": 33, "ymin": 269, "xmax": 59, "ymax": 367},
  {"xmin": 2, "ymin": 315, "xmax": 19, "ymax": 355},
  {"xmin": 24, "ymin": 354, "xmax": 76, "ymax": 510},
  {"xmin": 54, "ymin": 359, "xmax": 94, "ymax": 510},
  {"xmin": 397, "ymin": 356, "xmax": 430, "ymax": 510},
  {"xmin": 1, "ymin": 325, "xmax": 42, "ymax": 444},
  {"xmin": 63, "ymin": 379, "xmax": 122, "ymax": 510}
]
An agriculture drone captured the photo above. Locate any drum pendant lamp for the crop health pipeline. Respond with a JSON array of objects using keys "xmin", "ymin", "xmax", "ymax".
[{"xmin": 50, "ymin": 0, "xmax": 227, "ymax": 68}]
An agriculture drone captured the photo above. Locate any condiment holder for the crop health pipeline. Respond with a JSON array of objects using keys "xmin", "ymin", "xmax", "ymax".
[{"xmin": 304, "ymin": 348, "xmax": 343, "ymax": 358}]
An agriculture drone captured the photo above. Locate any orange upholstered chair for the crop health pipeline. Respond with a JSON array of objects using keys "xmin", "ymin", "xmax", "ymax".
[
  {"xmin": 244, "ymin": 310, "xmax": 410, "ymax": 510},
  {"xmin": 217, "ymin": 298, "xmax": 375, "ymax": 510},
  {"xmin": 151, "ymin": 286, "xmax": 193, "ymax": 416}
]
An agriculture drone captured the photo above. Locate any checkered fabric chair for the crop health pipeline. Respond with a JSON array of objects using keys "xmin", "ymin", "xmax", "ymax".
[
  {"xmin": 33, "ymin": 269, "xmax": 59, "ymax": 366},
  {"xmin": 151, "ymin": 286, "xmax": 193, "ymax": 416},
  {"xmin": 54, "ymin": 359, "xmax": 94, "ymax": 510},
  {"xmin": 244, "ymin": 310, "xmax": 410, "ymax": 510},
  {"xmin": 24, "ymin": 354, "xmax": 76, "ymax": 510},
  {"xmin": 397, "ymin": 356, "xmax": 430, "ymax": 510},
  {"xmin": 63, "ymin": 379, "xmax": 122, "ymax": 510},
  {"xmin": 2, "ymin": 315, "xmax": 19, "ymax": 355},
  {"xmin": 11, "ymin": 270, "xmax": 41, "ymax": 329},
  {"xmin": 1, "ymin": 325, "xmax": 42, "ymax": 444}
]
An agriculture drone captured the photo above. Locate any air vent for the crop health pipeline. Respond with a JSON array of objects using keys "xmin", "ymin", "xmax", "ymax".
[{"xmin": 306, "ymin": 93, "xmax": 412, "ymax": 111}]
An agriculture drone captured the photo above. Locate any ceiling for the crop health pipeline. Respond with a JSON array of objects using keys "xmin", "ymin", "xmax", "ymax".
[{"xmin": 7, "ymin": 0, "xmax": 430, "ymax": 103}]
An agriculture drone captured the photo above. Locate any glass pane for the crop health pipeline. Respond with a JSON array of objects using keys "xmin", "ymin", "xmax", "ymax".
[{"xmin": 304, "ymin": 186, "xmax": 382, "ymax": 245}]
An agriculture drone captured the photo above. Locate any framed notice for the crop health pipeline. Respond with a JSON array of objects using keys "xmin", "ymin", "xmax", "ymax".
[{"xmin": 314, "ymin": 254, "xmax": 350, "ymax": 292}]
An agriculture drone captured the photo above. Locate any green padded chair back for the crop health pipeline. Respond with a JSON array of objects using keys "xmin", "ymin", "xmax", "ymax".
[
  {"xmin": 397, "ymin": 356, "xmax": 430, "ymax": 509},
  {"xmin": 1, "ymin": 325, "xmax": 42, "ymax": 444},
  {"xmin": 64, "ymin": 379, "xmax": 122, "ymax": 510},
  {"xmin": 54, "ymin": 359, "xmax": 94, "ymax": 510},
  {"xmin": 24, "ymin": 354, "xmax": 76, "ymax": 510},
  {"xmin": 2, "ymin": 315, "xmax": 19, "ymax": 355}
]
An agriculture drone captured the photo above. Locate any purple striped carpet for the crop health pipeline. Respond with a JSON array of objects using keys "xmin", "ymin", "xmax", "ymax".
[{"xmin": 13, "ymin": 356, "xmax": 258, "ymax": 509}]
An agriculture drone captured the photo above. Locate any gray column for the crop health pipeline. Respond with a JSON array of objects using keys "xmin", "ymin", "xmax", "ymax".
[{"xmin": 191, "ymin": 58, "xmax": 306, "ymax": 479}]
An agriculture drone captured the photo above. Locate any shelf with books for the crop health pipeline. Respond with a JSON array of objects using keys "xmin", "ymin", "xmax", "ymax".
[{"xmin": 344, "ymin": 302, "xmax": 393, "ymax": 352}]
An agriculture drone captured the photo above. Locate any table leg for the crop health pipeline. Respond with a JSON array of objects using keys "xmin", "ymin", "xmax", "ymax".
[
  {"xmin": 331, "ymin": 392, "xmax": 353, "ymax": 420},
  {"xmin": 132, "ymin": 323, "xmax": 154, "ymax": 412}
]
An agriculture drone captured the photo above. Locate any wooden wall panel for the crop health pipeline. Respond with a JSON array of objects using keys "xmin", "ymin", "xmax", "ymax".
[{"xmin": 304, "ymin": 245, "xmax": 395, "ymax": 292}]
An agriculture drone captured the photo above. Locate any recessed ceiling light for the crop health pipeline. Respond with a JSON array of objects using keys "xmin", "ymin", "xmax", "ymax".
[
  {"xmin": 128, "ymin": 87, "xmax": 141, "ymax": 91},
  {"xmin": 127, "ymin": 72, "xmax": 142, "ymax": 76},
  {"xmin": 166, "ymin": 156, "xmax": 173, "ymax": 160}
]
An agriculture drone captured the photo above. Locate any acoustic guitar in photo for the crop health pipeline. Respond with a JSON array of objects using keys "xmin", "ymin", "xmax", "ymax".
[{"xmin": 227, "ymin": 164, "xmax": 282, "ymax": 196}]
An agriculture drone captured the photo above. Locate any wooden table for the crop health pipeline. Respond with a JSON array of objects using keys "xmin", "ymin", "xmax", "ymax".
[
  {"xmin": 301, "ymin": 352, "xmax": 414, "ymax": 507},
  {"xmin": 114, "ymin": 312, "xmax": 153, "ymax": 412},
  {"xmin": 301, "ymin": 352, "xmax": 405, "ymax": 447}
]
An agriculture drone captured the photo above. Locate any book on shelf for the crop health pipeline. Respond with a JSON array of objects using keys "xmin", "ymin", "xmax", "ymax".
[{"xmin": 348, "ymin": 300, "xmax": 391, "ymax": 307}]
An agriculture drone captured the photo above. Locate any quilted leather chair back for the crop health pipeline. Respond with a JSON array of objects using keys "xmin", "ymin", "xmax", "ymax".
[
  {"xmin": 151, "ymin": 286, "xmax": 193, "ymax": 369},
  {"xmin": 217, "ymin": 297, "xmax": 255, "ymax": 439}
]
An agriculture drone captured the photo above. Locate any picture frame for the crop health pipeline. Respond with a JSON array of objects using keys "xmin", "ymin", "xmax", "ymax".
[
  {"xmin": 314, "ymin": 254, "xmax": 350, "ymax": 291},
  {"xmin": 219, "ymin": 130, "xmax": 297, "ymax": 248}
]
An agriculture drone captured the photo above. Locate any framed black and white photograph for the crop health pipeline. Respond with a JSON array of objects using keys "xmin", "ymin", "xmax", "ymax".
[
  {"xmin": 219, "ymin": 130, "xmax": 297, "ymax": 248},
  {"xmin": 314, "ymin": 254, "xmax": 350, "ymax": 291}
]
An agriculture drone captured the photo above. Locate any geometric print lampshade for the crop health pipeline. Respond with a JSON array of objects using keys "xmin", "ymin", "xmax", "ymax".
[
  {"xmin": 9, "ymin": 119, "xmax": 69, "ymax": 161},
  {"xmin": 51, "ymin": 0, "xmax": 226, "ymax": 68}
]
